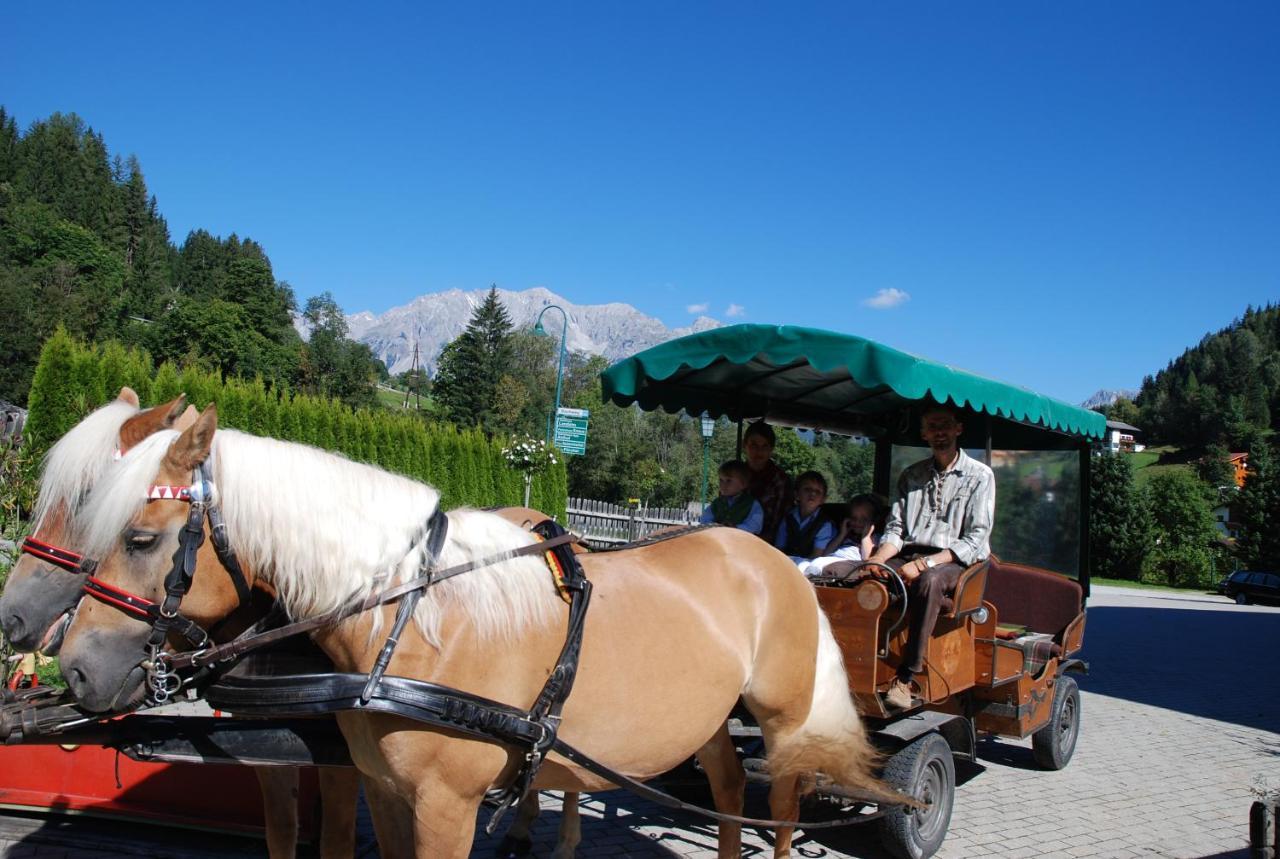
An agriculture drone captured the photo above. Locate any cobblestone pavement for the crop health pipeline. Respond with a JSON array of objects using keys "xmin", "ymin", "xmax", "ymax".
[{"xmin": 2, "ymin": 585, "xmax": 1276, "ymax": 858}]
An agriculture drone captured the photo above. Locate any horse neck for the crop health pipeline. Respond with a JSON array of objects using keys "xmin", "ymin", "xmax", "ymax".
[{"xmin": 213, "ymin": 433, "xmax": 559, "ymax": 645}]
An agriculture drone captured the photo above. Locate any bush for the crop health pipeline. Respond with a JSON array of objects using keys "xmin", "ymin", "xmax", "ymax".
[{"xmin": 22, "ymin": 334, "xmax": 568, "ymax": 517}]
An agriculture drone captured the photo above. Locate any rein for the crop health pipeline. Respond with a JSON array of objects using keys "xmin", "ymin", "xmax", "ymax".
[{"xmin": 85, "ymin": 465, "xmax": 905, "ymax": 831}]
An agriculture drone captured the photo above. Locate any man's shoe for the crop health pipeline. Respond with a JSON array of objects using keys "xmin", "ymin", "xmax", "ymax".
[{"xmin": 884, "ymin": 678, "xmax": 917, "ymax": 710}]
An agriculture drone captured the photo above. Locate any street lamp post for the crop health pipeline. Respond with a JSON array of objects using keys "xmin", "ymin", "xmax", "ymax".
[
  {"xmin": 533, "ymin": 305, "xmax": 568, "ymax": 443},
  {"xmin": 700, "ymin": 414, "xmax": 716, "ymax": 509}
]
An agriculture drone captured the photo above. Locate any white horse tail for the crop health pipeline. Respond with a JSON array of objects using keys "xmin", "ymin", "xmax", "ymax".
[{"xmin": 767, "ymin": 608, "xmax": 921, "ymax": 808}]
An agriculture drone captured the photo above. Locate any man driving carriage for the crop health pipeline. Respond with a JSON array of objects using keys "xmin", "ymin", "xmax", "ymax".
[{"xmin": 867, "ymin": 402, "xmax": 996, "ymax": 711}]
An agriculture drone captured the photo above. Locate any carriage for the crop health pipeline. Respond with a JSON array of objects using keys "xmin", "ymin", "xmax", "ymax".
[
  {"xmin": 601, "ymin": 323, "xmax": 1100, "ymax": 858},
  {"xmin": 0, "ymin": 322, "xmax": 1100, "ymax": 859}
]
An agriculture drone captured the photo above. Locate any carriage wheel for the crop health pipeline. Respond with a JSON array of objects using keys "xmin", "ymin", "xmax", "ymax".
[
  {"xmin": 1032, "ymin": 675, "xmax": 1081, "ymax": 770},
  {"xmin": 877, "ymin": 732, "xmax": 954, "ymax": 859}
]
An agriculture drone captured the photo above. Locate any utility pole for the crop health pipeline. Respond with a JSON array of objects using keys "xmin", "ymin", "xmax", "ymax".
[{"xmin": 402, "ymin": 327, "xmax": 423, "ymax": 411}]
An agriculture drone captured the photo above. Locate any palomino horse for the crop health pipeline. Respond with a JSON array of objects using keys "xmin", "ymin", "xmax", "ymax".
[
  {"xmin": 59, "ymin": 407, "xmax": 900, "ymax": 859},
  {"xmin": 0, "ymin": 393, "xmax": 577, "ymax": 857},
  {"xmin": 0, "ymin": 390, "xmax": 359, "ymax": 859}
]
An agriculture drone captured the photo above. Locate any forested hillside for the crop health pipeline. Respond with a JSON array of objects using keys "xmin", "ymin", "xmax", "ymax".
[
  {"xmin": 0, "ymin": 108, "xmax": 381, "ymax": 408},
  {"xmin": 1136, "ymin": 304, "xmax": 1280, "ymax": 449}
]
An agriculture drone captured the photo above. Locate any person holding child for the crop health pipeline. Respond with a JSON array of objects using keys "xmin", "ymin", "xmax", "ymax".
[
  {"xmin": 773, "ymin": 471, "xmax": 837, "ymax": 566},
  {"xmin": 699, "ymin": 459, "xmax": 765, "ymax": 535},
  {"xmin": 801, "ymin": 493, "xmax": 885, "ymax": 577},
  {"xmin": 743, "ymin": 421, "xmax": 792, "ymax": 542}
]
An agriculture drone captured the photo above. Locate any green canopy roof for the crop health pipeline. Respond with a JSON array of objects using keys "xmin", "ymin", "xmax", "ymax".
[{"xmin": 601, "ymin": 324, "xmax": 1105, "ymax": 442}]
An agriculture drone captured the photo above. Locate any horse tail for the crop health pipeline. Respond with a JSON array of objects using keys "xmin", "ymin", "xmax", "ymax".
[{"xmin": 766, "ymin": 608, "xmax": 922, "ymax": 808}]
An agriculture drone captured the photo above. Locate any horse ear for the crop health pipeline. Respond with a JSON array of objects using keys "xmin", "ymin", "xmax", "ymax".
[
  {"xmin": 117, "ymin": 394, "xmax": 188, "ymax": 453},
  {"xmin": 165, "ymin": 404, "xmax": 218, "ymax": 472},
  {"xmin": 117, "ymin": 387, "xmax": 140, "ymax": 408},
  {"xmin": 173, "ymin": 405, "xmax": 200, "ymax": 432}
]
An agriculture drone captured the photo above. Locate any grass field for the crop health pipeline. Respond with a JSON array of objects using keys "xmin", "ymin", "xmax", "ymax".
[{"xmin": 1129, "ymin": 444, "xmax": 1194, "ymax": 486}]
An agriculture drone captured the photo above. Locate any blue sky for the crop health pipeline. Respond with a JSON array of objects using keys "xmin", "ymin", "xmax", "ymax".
[{"xmin": 5, "ymin": 2, "xmax": 1278, "ymax": 404}]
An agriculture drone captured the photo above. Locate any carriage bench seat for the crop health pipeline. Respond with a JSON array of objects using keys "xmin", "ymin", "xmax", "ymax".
[{"xmin": 982, "ymin": 556, "xmax": 1084, "ymax": 671}]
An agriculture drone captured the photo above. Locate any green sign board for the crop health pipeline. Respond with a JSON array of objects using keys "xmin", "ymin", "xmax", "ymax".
[{"xmin": 552, "ymin": 407, "xmax": 589, "ymax": 455}]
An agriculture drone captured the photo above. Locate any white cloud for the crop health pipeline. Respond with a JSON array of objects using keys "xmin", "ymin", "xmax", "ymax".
[
  {"xmin": 863, "ymin": 288, "xmax": 910, "ymax": 309},
  {"xmin": 686, "ymin": 302, "xmax": 709, "ymax": 314},
  {"xmin": 726, "ymin": 303, "xmax": 745, "ymax": 317}
]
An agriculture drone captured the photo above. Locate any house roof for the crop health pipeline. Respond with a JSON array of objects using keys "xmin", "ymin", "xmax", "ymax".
[{"xmin": 1105, "ymin": 419, "xmax": 1142, "ymax": 433}]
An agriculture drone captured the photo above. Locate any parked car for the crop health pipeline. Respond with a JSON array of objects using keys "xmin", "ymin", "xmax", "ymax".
[{"xmin": 1219, "ymin": 570, "xmax": 1280, "ymax": 605}]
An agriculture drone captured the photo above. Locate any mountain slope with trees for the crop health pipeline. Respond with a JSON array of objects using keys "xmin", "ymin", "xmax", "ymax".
[
  {"xmin": 1136, "ymin": 304, "xmax": 1280, "ymax": 450},
  {"xmin": 0, "ymin": 108, "xmax": 382, "ymax": 409}
]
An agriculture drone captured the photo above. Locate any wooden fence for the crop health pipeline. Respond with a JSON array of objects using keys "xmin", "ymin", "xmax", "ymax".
[{"xmin": 566, "ymin": 497, "xmax": 698, "ymax": 546}]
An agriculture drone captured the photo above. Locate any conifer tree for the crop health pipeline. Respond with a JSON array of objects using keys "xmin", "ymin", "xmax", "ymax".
[
  {"xmin": 1236, "ymin": 442, "xmax": 1280, "ymax": 571},
  {"xmin": 1089, "ymin": 452, "xmax": 1155, "ymax": 581},
  {"xmin": 24, "ymin": 328, "xmax": 80, "ymax": 452},
  {"xmin": 432, "ymin": 286, "xmax": 514, "ymax": 431}
]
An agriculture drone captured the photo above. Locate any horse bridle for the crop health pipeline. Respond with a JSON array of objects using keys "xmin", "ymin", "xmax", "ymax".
[{"xmin": 75, "ymin": 460, "xmax": 254, "ymax": 704}]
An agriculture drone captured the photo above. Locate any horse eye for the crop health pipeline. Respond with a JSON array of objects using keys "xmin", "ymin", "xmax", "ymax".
[{"xmin": 125, "ymin": 531, "xmax": 159, "ymax": 553}]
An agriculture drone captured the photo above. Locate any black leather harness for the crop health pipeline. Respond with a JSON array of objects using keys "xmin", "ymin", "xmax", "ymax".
[{"xmin": 82, "ymin": 477, "xmax": 895, "ymax": 831}]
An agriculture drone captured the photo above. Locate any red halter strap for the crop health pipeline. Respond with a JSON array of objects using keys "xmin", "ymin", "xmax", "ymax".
[
  {"xmin": 19, "ymin": 536, "xmax": 86, "ymax": 574},
  {"xmin": 82, "ymin": 575, "xmax": 162, "ymax": 621}
]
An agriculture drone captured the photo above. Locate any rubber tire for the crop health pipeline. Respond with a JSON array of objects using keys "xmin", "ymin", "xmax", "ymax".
[
  {"xmin": 1032, "ymin": 675, "xmax": 1081, "ymax": 770},
  {"xmin": 877, "ymin": 732, "xmax": 955, "ymax": 859},
  {"xmin": 1235, "ymin": 592, "xmax": 1251, "ymax": 605}
]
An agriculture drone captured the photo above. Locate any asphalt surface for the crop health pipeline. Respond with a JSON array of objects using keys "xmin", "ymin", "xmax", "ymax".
[{"xmin": 1, "ymin": 584, "xmax": 1277, "ymax": 858}]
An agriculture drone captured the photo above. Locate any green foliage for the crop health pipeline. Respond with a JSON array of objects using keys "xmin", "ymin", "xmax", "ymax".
[
  {"xmin": 1137, "ymin": 304, "xmax": 1280, "ymax": 449},
  {"xmin": 433, "ymin": 286, "xmax": 514, "ymax": 430},
  {"xmin": 1236, "ymin": 441, "xmax": 1280, "ymax": 571},
  {"xmin": 1196, "ymin": 442, "xmax": 1237, "ymax": 491},
  {"xmin": 298, "ymin": 292, "xmax": 381, "ymax": 410},
  {"xmin": 1089, "ymin": 452, "xmax": 1155, "ymax": 581},
  {"xmin": 1141, "ymin": 470, "xmax": 1219, "ymax": 587},
  {"xmin": 22, "ymin": 335, "xmax": 567, "ymax": 519},
  {"xmin": 0, "ymin": 108, "xmax": 373, "ymax": 410}
]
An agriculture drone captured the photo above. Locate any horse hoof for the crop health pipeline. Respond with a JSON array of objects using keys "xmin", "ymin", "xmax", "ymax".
[{"xmin": 494, "ymin": 835, "xmax": 533, "ymax": 858}]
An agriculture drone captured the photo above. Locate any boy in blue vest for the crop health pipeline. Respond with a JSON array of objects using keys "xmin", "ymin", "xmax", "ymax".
[
  {"xmin": 774, "ymin": 471, "xmax": 837, "ymax": 566},
  {"xmin": 700, "ymin": 460, "xmax": 764, "ymax": 534}
]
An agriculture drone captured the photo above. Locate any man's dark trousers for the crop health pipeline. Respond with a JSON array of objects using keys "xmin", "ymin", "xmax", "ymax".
[{"xmin": 889, "ymin": 555, "xmax": 964, "ymax": 681}]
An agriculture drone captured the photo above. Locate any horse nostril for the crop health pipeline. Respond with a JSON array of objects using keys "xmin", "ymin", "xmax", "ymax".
[
  {"xmin": 1, "ymin": 614, "xmax": 24, "ymax": 643},
  {"xmin": 65, "ymin": 665, "xmax": 87, "ymax": 695}
]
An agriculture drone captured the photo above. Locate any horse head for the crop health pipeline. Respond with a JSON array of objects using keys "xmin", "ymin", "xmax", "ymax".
[
  {"xmin": 0, "ymin": 390, "xmax": 190, "ymax": 653},
  {"xmin": 59, "ymin": 406, "xmax": 255, "ymax": 712}
]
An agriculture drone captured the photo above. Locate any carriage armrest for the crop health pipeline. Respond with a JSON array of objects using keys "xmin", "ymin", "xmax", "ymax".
[{"xmin": 943, "ymin": 559, "xmax": 989, "ymax": 621}]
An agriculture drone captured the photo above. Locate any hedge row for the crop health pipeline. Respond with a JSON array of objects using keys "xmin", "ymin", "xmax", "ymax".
[{"xmin": 25, "ymin": 329, "xmax": 567, "ymax": 517}]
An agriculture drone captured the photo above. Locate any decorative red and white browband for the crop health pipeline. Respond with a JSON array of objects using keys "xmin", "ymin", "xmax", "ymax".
[
  {"xmin": 147, "ymin": 485, "xmax": 193, "ymax": 501},
  {"xmin": 145, "ymin": 479, "xmax": 209, "ymax": 503}
]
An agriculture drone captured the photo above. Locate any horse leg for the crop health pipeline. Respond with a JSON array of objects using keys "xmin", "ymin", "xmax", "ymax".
[
  {"xmin": 254, "ymin": 766, "xmax": 298, "ymax": 859},
  {"xmin": 363, "ymin": 774, "xmax": 416, "ymax": 859},
  {"xmin": 550, "ymin": 791, "xmax": 581, "ymax": 859},
  {"xmin": 495, "ymin": 791, "xmax": 541, "ymax": 858},
  {"xmin": 767, "ymin": 771, "xmax": 802, "ymax": 859},
  {"xmin": 317, "ymin": 767, "xmax": 360, "ymax": 859},
  {"xmin": 694, "ymin": 724, "xmax": 746, "ymax": 859},
  {"xmin": 411, "ymin": 787, "xmax": 483, "ymax": 859}
]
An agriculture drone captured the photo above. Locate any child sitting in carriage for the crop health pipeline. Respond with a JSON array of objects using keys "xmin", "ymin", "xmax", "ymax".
[
  {"xmin": 774, "ymin": 471, "xmax": 837, "ymax": 566},
  {"xmin": 800, "ymin": 493, "xmax": 884, "ymax": 578},
  {"xmin": 699, "ymin": 459, "xmax": 764, "ymax": 535}
]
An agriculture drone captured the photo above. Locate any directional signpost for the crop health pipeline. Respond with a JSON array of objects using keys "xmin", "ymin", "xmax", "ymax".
[{"xmin": 552, "ymin": 407, "xmax": 589, "ymax": 456}]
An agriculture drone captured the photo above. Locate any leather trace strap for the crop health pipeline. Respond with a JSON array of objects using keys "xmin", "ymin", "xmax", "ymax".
[
  {"xmin": 20, "ymin": 536, "xmax": 84, "ymax": 574},
  {"xmin": 164, "ymin": 529, "xmax": 580, "ymax": 673}
]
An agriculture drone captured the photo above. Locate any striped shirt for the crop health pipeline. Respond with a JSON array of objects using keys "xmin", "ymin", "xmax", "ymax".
[{"xmin": 882, "ymin": 449, "xmax": 995, "ymax": 565}]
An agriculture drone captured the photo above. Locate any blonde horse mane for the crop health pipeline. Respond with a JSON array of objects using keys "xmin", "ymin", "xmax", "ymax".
[
  {"xmin": 80, "ymin": 428, "xmax": 560, "ymax": 646},
  {"xmin": 32, "ymin": 398, "xmax": 140, "ymax": 534}
]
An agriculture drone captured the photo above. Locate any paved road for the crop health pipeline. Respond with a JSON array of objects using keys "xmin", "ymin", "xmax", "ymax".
[{"xmin": 1, "ymin": 585, "xmax": 1277, "ymax": 858}]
